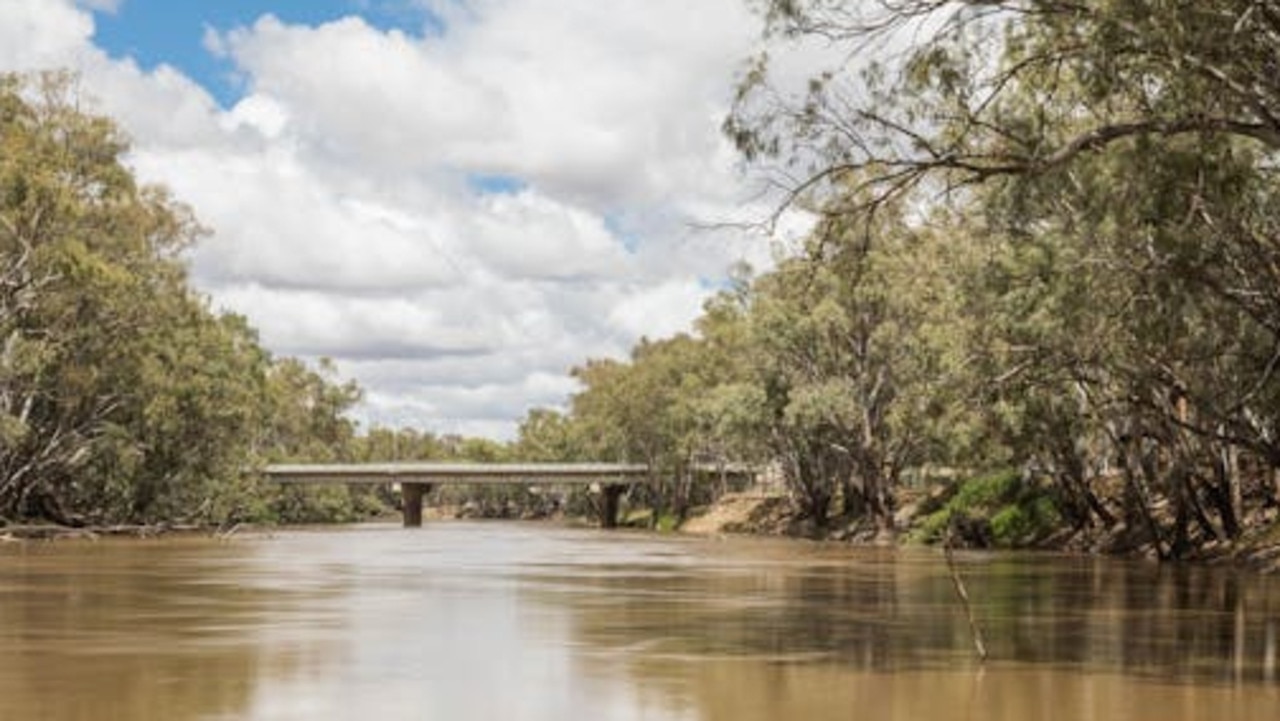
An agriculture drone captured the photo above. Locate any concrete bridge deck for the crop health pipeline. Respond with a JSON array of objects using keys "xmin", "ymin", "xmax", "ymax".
[{"xmin": 263, "ymin": 462, "xmax": 652, "ymax": 527}]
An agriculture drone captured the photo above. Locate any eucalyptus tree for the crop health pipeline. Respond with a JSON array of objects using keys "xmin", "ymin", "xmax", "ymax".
[
  {"xmin": 515, "ymin": 408, "xmax": 586, "ymax": 462},
  {"xmin": 730, "ymin": 0, "xmax": 1280, "ymax": 358},
  {"xmin": 968, "ymin": 130, "xmax": 1280, "ymax": 555},
  {"xmin": 258, "ymin": 357, "xmax": 361, "ymax": 464},
  {"xmin": 0, "ymin": 73, "xmax": 365, "ymax": 526},
  {"xmin": 729, "ymin": 1, "xmax": 1280, "ymax": 214},
  {"xmin": 569, "ymin": 333, "xmax": 735, "ymax": 520},
  {"xmin": 731, "ymin": 206, "xmax": 969, "ymax": 530},
  {"xmin": 0, "ymin": 72, "xmax": 254, "ymax": 524},
  {"xmin": 730, "ymin": 0, "xmax": 1280, "ymax": 552}
]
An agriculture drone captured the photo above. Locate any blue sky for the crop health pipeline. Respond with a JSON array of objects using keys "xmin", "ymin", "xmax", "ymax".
[{"xmin": 91, "ymin": 0, "xmax": 442, "ymax": 106}]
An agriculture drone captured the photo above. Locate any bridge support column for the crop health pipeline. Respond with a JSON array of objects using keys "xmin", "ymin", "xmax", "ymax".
[
  {"xmin": 600, "ymin": 483, "xmax": 626, "ymax": 529},
  {"xmin": 402, "ymin": 483, "xmax": 433, "ymax": 527}
]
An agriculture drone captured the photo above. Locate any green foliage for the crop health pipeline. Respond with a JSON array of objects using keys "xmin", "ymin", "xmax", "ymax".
[
  {"xmin": 990, "ymin": 496, "xmax": 1061, "ymax": 547},
  {"xmin": 514, "ymin": 409, "xmax": 585, "ymax": 462},
  {"xmin": 0, "ymin": 72, "xmax": 370, "ymax": 527},
  {"xmin": 719, "ymin": 0, "xmax": 1280, "ymax": 554},
  {"xmin": 911, "ymin": 470, "xmax": 1062, "ymax": 548},
  {"xmin": 271, "ymin": 485, "xmax": 385, "ymax": 525},
  {"xmin": 653, "ymin": 512, "xmax": 681, "ymax": 533},
  {"xmin": 563, "ymin": 331, "xmax": 746, "ymax": 519},
  {"xmin": 730, "ymin": 207, "xmax": 975, "ymax": 528}
]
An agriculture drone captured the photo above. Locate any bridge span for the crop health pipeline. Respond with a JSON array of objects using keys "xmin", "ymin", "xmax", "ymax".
[{"xmin": 263, "ymin": 462, "xmax": 652, "ymax": 528}]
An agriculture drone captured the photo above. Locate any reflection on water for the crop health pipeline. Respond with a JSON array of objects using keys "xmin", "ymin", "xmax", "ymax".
[{"xmin": 1, "ymin": 524, "xmax": 1277, "ymax": 720}]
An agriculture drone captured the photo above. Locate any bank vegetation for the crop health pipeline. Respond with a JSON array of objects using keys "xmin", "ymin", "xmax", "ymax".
[
  {"xmin": 8, "ymin": 1, "xmax": 1280, "ymax": 563},
  {"xmin": 0, "ymin": 73, "xmax": 513, "ymax": 530},
  {"xmin": 522, "ymin": 1, "xmax": 1280, "ymax": 562}
]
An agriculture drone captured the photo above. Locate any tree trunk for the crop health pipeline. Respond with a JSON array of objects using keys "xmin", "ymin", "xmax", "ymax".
[
  {"xmin": 1207, "ymin": 445, "xmax": 1241, "ymax": 540},
  {"xmin": 1121, "ymin": 439, "xmax": 1169, "ymax": 560},
  {"xmin": 841, "ymin": 476, "xmax": 865, "ymax": 517},
  {"xmin": 1165, "ymin": 461, "xmax": 1192, "ymax": 560}
]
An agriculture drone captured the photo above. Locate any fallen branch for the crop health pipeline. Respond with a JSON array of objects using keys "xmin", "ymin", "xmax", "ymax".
[
  {"xmin": 944, "ymin": 533, "xmax": 989, "ymax": 662},
  {"xmin": 0, "ymin": 523, "xmax": 202, "ymax": 540},
  {"xmin": 216, "ymin": 522, "xmax": 243, "ymax": 541}
]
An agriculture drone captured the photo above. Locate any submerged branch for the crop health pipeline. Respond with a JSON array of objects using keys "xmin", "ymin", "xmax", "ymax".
[{"xmin": 944, "ymin": 533, "xmax": 989, "ymax": 663}]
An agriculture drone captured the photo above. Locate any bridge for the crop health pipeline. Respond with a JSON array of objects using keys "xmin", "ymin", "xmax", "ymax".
[{"xmin": 263, "ymin": 462, "xmax": 653, "ymax": 528}]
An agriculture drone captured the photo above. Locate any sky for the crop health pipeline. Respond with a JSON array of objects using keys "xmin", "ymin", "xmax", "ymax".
[{"xmin": 0, "ymin": 0, "xmax": 799, "ymax": 439}]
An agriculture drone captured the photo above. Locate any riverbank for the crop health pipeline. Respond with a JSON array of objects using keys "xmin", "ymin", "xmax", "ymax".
[
  {"xmin": 678, "ymin": 489, "xmax": 1280, "ymax": 573},
  {"xmin": 679, "ymin": 491, "xmax": 901, "ymax": 544},
  {"xmin": 7, "ymin": 491, "xmax": 1279, "ymax": 573},
  {"xmin": 0, "ymin": 523, "xmax": 214, "ymax": 541}
]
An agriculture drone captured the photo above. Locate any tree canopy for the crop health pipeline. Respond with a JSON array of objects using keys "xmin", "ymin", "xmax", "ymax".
[
  {"xmin": 0, "ymin": 73, "xmax": 364, "ymax": 526},
  {"xmin": 717, "ymin": 0, "xmax": 1280, "ymax": 551},
  {"xmin": 524, "ymin": 1, "xmax": 1280, "ymax": 550}
]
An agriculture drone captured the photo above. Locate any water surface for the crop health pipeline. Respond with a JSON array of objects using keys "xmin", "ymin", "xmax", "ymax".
[{"xmin": 1, "ymin": 523, "xmax": 1277, "ymax": 720}]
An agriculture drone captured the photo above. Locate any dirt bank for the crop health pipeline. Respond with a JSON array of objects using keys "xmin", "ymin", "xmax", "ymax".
[
  {"xmin": 680, "ymin": 492, "xmax": 793, "ymax": 535},
  {"xmin": 680, "ymin": 491, "xmax": 892, "ymax": 542}
]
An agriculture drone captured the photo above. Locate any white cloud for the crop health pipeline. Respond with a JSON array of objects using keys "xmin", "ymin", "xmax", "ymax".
[
  {"xmin": 211, "ymin": 0, "xmax": 759, "ymax": 213},
  {"xmin": 608, "ymin": 279, "xmax": 711, "ymax": 341},
  {"xmin": 74, "ymin": 0, "xmax": 121, "ymax": 12},
  {"xmin": 466, "ymin": 191, "xmax": 629, "ymax": 280},
  {"xmin": 221, "ymin": 15, "xmax": 509, "ymax": 174},
  {"xmin": 222, "ymin": 93, "xmax": 289, "ymax": 138},
  {"xmin": 132, "ymin": 148, "xmax": 467, "ymax": 292},
  {"xmin": 0, "ymin": 0, "xmax": 785, "ymax": 439},
  {"xmin": 0, "ymin": 0, "xmax": 94, "ymax": 70}
]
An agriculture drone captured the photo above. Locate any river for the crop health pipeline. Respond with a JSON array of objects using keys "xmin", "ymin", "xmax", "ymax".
[{"xmin": 1, "ymin": 522, "xmax": 1277, "ymax": 720}]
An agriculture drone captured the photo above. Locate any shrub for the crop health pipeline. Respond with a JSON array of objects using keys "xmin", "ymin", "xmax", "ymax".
[{"xmin": 909, "ymin": 469, "xmax": 1062, "ymax": 548}]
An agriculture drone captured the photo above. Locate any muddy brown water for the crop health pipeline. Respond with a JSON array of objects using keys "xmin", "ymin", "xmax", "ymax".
[{"xmin": 1, "ymin": 523, "xmax": 1277, "ymax": 720}]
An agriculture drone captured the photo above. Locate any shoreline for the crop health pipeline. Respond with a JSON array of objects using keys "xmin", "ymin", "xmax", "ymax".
[
  {"xmin": 6, "ymin": 501, "xmax": 1279, "ymax": 573},
  {"xmin": 675, "ymin": 491, "xmax": 1280, "ymax": 574}
]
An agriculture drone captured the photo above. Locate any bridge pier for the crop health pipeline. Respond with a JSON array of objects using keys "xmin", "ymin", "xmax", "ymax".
[
  {"xmin": 600, "ymin": 483, "xmax": 626, "ymax": 529},
  {"xmin": 401, "ymin": 482, "xmax": 433, "ymax": 527}
]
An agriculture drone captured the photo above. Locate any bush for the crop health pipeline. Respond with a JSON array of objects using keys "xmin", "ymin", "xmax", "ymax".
[
  {"xmin": 909, "ymin": 469, "xmax": 1062, "ymax": 548},
  {"xmin": 270, "ymin": 485, "xmax": 389, "ymax": 524}
]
